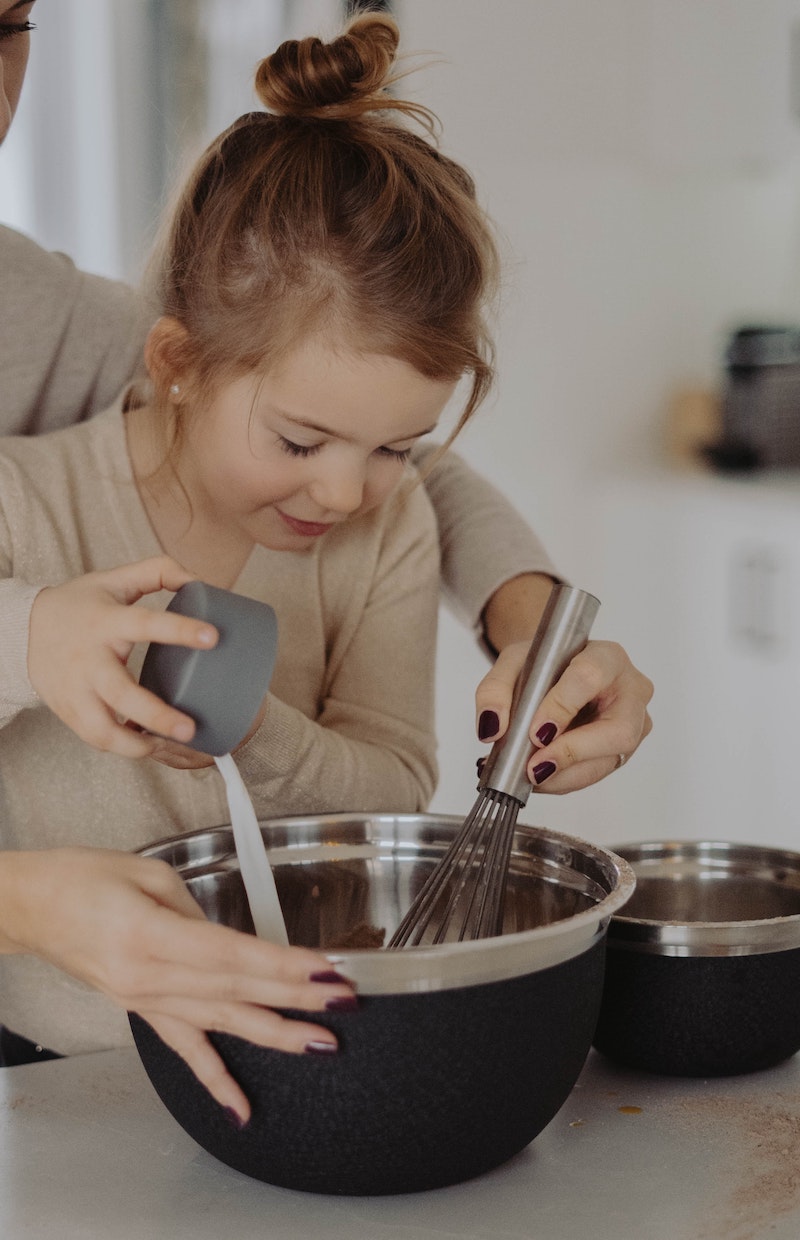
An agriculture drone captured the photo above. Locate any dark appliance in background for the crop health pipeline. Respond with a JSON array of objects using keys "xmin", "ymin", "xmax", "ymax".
[{"xmin": 705, "ymin": 325, "xmax": 800, "ymax": 471}]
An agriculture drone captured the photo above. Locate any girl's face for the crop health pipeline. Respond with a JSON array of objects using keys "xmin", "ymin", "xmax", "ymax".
[
  {"xmin": 176, "ymin": 337, "xmax": 456, "ymax": 553},
  {"xmin": 0, "ymin": 0, "xmax": 35, "ymax": 145}
]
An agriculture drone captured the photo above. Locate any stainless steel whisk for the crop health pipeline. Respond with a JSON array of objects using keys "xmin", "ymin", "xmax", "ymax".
[{"xmin": 388, "ymin": 584, "xmax": 600, "ymax": 948}]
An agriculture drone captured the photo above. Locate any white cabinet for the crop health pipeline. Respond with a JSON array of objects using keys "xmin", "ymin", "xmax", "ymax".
[{"xmin": 588, "ymin": 470, "xmax": 800, "ymax": 850}]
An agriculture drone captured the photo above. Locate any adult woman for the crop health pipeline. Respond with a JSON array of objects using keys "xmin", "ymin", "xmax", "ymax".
[{"xmin": 0, "ymin": 2, "xmax": 652, "ymax": 1124}]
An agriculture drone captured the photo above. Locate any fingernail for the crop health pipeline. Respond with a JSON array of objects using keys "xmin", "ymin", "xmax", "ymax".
[
  {"xmin": 536, "ymin": 722, "xmax": 558, "ymax": 746},
  {"xmin": 305, "ymin": 1040, "xmax": 338, "ymax": 1055},
  {"xmin": 476, "ymin": 756, "xmax": 486, "ymax": 775},
  {"xmin": 325, "ymin": 994, "xmax": 359, "ymax": 1012},
  {"xmin": 172, "ymin": 722, "xmax": 194, "ymax": 742},
  {"xmin": 309, "ymin": 970, "xmax": 350, "ymax": 984},
  {"xmin": 532, "ymin": 760, "xmax": 557, "ymax": 785},
  {"xmin": 478, "ymin": 710, "xmax": 500, "ymax": 741},
  {"xmin": 223, "ymin": 1106, "xmax": 248, "ymax": 1130},
  {"xmin": 198, "ymin": 626, "xmax": 217, "ymax": 646}
]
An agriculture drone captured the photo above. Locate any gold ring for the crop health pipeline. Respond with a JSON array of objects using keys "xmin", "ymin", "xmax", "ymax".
[{"xmin": 614, "ymin": 752, "xmax": 628, "ymax": 771}]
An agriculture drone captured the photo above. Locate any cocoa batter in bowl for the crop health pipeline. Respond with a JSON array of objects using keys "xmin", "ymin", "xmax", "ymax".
[{"xmin": 131, "ymin": 811, "xmax": 634, "ymax": 1195}]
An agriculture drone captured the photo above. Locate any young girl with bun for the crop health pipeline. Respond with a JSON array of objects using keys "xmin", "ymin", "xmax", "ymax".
[{"xmin": 0, "ymin": 11, "xmax": 652, "ymax": 1124}]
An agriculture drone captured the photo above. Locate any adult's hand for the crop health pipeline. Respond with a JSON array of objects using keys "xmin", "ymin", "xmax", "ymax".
[
  {"xmin": 0, "ymin": 848, "xmax": 356, "ymax": 1125},
  {"xmin": 475, "ymin": 638, "xmax": 653, "ymax": 793}
]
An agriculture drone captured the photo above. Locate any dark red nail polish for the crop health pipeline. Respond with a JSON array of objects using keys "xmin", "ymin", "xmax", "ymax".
[
  {"xmin": 536, "ymin": 722, "xmax": 558, "ymax": 746},
  {"xmin": 310, "ymin": 970, "xmax": 349, "ymax": 984},
  {"xmin": 478, "ymin": 710, "xmax": 499, "ymax": 741},
  {"xmin": 532, "ymin": 760, "xmax": 557, "ymax": 785},
  {"xmin": 223, "ymin": 1106, "xmax": 248, "ymax": 1130},
  {"xmin": 305, "ymin": 1040, "xmax": 338, "ymax": 1055},
  {"xmin": 325, "ymin": 994, "xmax": 359, "ymax": 1012}
]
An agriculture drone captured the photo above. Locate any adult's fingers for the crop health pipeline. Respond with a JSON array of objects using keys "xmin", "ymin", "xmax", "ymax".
[
  {"xmin": 138, "ymin": 1013, "xmax": 252, "ymax": 1124},
  {"xmin": 139, "ymin": 993, "xmax": 340, "ymax": 1056},
  {"xmin": 528, "ymin": 709, "xmax": 653, "ymax": 793},
  {"xmin": 473, "ymin": 643, "xmax": 528, "ymax": 741},
  {"xmin": 523, "ymin": 643, "xmax": 620, "ymax": 747}
]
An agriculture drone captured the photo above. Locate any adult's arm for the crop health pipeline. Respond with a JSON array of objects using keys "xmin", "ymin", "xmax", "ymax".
[
  {"xmin": 0, "ymin": 225, "xmax": 146, "ymax": 434},
  {"xmin": 0, "ymin": 848, "xmax": 356, "ymax": 1125},
  {"xmin": 410, "ymin": 441, "xmax": 559, "ymax": 650}
]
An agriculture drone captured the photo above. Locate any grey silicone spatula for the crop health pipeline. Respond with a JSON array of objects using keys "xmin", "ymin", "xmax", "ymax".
[{"xmin": 140, "ymin": 582, "xmax": 289, "ymax": 944}]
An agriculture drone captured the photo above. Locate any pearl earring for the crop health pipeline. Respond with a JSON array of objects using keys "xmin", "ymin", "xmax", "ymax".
[{"xmin": 170, "ymin": 384, "xmax": 180, "ymax": 396}]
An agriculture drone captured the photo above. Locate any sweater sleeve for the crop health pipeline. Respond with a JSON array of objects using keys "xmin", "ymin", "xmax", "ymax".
[
  {"xmin": 412, "ymin": 442, "xmax": 561, "ymax": 634},
  {"xmin": 234, "ymin": 486, "xmax": 440, "ymax": 817},
  {"xmin": 0, "ymin": 580, "xmax": 41, "ymax": 724},
  {"xmin": 0, "ymin": 226, "xmax": 147, "ymax": 435},
  {"xmin": 0, "ymin": 453, "xmax": 48, "ymax": 723}
]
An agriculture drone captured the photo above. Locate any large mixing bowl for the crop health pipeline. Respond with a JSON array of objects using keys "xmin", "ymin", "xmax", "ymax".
[
  {"xmin": 593, "ymin": 840, "xmax": 800, "ymax": 1076},
  {"xmin": 130, "ymin": 813, "xmax": 634, "ymax": 1195}
]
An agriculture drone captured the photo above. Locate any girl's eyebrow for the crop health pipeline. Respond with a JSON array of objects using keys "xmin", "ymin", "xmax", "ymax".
[{"xmin": 278, "ymin": 410, "xmax": 438, "ymax": 444}]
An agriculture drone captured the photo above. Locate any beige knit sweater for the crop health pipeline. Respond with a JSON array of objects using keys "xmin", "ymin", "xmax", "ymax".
[{"xmin": 0, "ymin": 401, "xmax": 440, "ymax": 1052}]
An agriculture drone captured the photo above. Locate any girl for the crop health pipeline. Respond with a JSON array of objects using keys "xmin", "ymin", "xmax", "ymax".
[{"xmin": 0, "ymin": 12, "xmax": 651, "ymax": 1124}]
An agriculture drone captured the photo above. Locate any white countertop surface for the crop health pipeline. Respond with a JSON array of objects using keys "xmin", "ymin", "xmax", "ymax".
[{"xmin": 3, "ymin": 1044, "xmax": 800, "ymax": 1240}]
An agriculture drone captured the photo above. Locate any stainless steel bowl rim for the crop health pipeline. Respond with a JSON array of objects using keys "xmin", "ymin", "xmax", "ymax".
[
  {"xmin": 608, "ymin": 839, "xmax": 800, "ymax": 958},
  {"xmin": 139, "ymin": 812, "xmax": 636, "ymax": 993}
]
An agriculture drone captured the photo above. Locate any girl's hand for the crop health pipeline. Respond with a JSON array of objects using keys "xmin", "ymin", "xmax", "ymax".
[
  {"xmin": 475, "ymin": 639, "xmax": 653, "ymax": 794},
  {"xmin": 0, "ymin": 848, "xmax": 356, "ymax": 1126},
  {"xmin": 146, "ymin": 698, "xmax": 269, "ymax": 771},
  {"xmin": 27, "ymin": 556, "xmax": 219, "ymax": 758}
]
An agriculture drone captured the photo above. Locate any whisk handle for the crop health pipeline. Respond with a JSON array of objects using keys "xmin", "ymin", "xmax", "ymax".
[{"xmin": 479, "ymin": 583, "xmax": 600, "ymax": 804}]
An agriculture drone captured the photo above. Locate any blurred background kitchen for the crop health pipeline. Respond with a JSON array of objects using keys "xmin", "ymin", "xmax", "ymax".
[{"xmin": 5, "ymin": 0, "xmax": 800, "ymax": 848}]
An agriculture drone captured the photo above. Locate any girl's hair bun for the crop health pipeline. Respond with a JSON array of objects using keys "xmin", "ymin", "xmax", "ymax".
[{"xmin": 254, "ymin": 12, "xmax": 401, "ymax": 120}]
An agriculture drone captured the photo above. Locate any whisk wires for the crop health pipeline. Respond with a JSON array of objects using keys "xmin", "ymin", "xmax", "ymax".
[{"xmin": 387, "ymin": 789, "xmax": 522, "ymax": 947}]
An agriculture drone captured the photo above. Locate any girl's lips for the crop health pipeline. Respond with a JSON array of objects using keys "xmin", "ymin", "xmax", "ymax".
[{"xmin": 277, "ymin": 509, "xmax": 335, "ymax": 538}]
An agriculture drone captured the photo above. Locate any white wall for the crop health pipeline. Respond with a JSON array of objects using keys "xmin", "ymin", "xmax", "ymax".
[{"xmin": 396, "ymin": 1, "xmax": 800, "ymax": 839}]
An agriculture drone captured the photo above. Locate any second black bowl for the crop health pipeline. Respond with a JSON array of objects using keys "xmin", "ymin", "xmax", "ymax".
[{"xmin": 593, "ymin": 839, "xmax": 800, "ymax": 1077}]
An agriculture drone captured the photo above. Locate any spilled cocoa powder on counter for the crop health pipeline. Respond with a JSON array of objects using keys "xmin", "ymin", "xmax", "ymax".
[{"xmin": 666, "ymin": 1091, "xmax": 800, "ymax": 1240}]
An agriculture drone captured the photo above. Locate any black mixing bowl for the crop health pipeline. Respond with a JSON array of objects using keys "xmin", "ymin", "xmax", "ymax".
[
  {"xmin": 130, "ymin": 812, "xmax": 634, "ymax": 1195},
  {"xmin": 593, "ymin": 839, "xmax": 800, "ymax": 1077}
]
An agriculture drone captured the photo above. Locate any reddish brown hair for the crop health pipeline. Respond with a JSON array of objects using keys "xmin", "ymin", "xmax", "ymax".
[{"xmin": 148, "ymin": 12, "xmax": 499, "ymax": 442}]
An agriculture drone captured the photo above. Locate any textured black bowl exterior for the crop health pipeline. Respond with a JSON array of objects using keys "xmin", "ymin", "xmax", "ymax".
[
  {"xmin": 131, "ymin": 936, "xmax": 605, "ymax": 1195},
  {"xmin": 593, "ymin": 944, "xmax": 800, "ymax": 1077}
]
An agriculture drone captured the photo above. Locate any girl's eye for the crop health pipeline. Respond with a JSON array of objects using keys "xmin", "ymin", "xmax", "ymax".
[
  {"xmin": 378, "ymin": 446, "xmax": 412, "ymax": 462},
  {"xmin": 278, "ymin": 436, "xmax": 321, "ymax": 459},
  {"xmin": 0, "ymin": 21, "xmax": 36, "ymax": 41}
]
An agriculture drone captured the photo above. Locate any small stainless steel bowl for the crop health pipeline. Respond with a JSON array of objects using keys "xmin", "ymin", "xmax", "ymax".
[
  {"xmin": 130, "ymin": 812, "xmax": 634, "ymax": 1194},
  {"xmin": 593, "ymin": 840, "xmax": 800, "ymax": 1077}
]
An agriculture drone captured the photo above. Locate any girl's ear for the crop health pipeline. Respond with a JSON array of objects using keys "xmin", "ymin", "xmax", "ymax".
[{"xmin": 145, "ymin": 317, "xmax": 193, "ymax": 400}]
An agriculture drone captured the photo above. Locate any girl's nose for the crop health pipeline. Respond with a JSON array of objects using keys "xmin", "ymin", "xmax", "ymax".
[{"xmin": 309, "ymin": 455, "xmax": 366, "ymax": 516}]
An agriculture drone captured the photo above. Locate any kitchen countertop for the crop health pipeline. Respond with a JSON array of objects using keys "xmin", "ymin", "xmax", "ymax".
[{"xmin": 3, "ymin": 1045, "xmax": 800, "ymax": 1240}]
